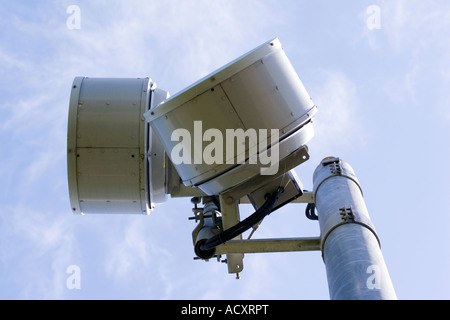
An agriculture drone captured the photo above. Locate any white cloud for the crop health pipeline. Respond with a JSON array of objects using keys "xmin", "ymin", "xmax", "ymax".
[
  {"xmin": 94, "ymin": 215, "xmax": 181, "ymax": 298},
  {"xmin": 379, "ymin": 1, "xmax": 450, "ymax": 120},
  {"xmin": 380, "ymin": 0, "xmax": 450, "ymax": 54},
  {"xmin": 0, "ymin": 205, "xmax": 81, "ymax": 299},
  {"xmin": 311, "ymin": 70, "xmax": 367, "ymax": 155},
  {"xmin": 36, "ymin": 0, "xmax": 279, "ymax": 93},
  {"xmin": 104, "ymin": 219, "xmax": 154, "ymax": 279},
  {"xmin": 383, "ymin": 63, "xmax": 420, "ymax": 105}
]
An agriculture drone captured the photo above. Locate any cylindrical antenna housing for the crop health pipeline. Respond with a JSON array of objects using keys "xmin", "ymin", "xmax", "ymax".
[
  {"xmin": 67, "ymin": 77, "xmax": 169, "ymax": 215},
  {"xmin": 145, "ymin": 38, "xmax": 317, "ymax": 195}
]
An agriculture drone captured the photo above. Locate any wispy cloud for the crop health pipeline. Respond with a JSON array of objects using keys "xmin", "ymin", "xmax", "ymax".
[
  {"xmin": 365, "ymin": 1, "xmax": 450, "ymax": 120},
  {"xmin": 310, "ymin": 70, "xmax": 367, "ymax": 155},
  {"xmin": 0, "ymin": 204, "xmax": 80, "ymax": 299},
  {"xmin": 380, "ymin": 0, "xmax": 450, "ymax": 54},
  {"xmin": 103, "ymin": 219, "xmax": 167, "ymax": 279}
]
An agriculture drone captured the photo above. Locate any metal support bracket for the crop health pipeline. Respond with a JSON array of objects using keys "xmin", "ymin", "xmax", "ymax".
[
  {"xmin": 219, "ymin": 193, "xmax": 244, "ymax": 277},
  {"xmin": 214, "ymin": 146, "xmax": 311, "ymax": 277},
  {"xmin": 215, "ymin": 237, "xmax": 321, "ymax": 255},
  {"xmin": 188, "ymin": 146, "xmax": 321, "ymax": 278}
]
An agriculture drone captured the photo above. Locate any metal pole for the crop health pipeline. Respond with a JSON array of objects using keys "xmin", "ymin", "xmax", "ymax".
[{"xmin": 313, "ymin": 157, "xmax": 397, "ymax": 300}]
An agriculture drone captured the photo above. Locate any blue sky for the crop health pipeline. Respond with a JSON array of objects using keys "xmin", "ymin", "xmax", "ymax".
[{"xmin": 1, "ymin": 0, "xmax": 449, "ymax": 300}]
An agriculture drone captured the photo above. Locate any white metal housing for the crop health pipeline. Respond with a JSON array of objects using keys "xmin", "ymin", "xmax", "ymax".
[
  {"xmin": 67, "ymin": 77, "xmax": 168, "ymax": 215},
  {"xmin": 145, "ymin": 38, "xmax": 317, "ymax": 195}
]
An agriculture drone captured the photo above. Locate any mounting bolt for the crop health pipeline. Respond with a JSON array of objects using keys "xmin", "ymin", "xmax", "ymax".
[{"xmin": 225, "ymin": 196, "xmax": 234, "ymax": 205}]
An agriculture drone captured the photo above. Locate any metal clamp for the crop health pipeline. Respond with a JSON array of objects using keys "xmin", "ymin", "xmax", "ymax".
[
  {"xmin": 320, "ymin": 206, "xmax": 380, "ymax": 257},
  {"xmin": 313, "ymin": 158, "xmax": 364, "ymax": 199}
]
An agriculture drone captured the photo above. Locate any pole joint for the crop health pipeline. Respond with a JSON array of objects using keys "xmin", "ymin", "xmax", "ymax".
[
  {"xmin": 313, "ymin": 157, "xmax": 364, "ymax": 199},
  {"xmin": 320, "ymin": 206, "xmax": 381, "ymax": 259}
]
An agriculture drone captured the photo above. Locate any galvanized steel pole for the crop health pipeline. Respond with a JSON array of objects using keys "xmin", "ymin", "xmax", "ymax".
[{"xmin": 313, "ymin": 157, "xmax": 397, "ymax": 300}]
